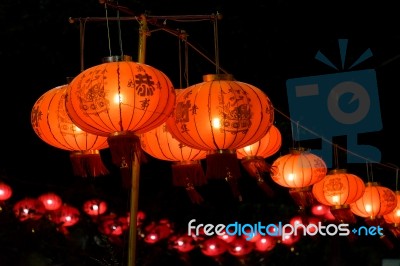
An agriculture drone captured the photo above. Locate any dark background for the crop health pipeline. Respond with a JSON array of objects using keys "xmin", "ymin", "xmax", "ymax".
[{"xmin": 1, "ymin": 0, "xmax": 400, "ymax": 265}]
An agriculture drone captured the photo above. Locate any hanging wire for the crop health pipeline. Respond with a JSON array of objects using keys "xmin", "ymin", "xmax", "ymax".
[
  {"xmin": 79, "ymin": 18, "xmax": 87, "ymax": 72},
  {"xmin": 396, "ymin": 168, "xmax": 399, "ymax": 191},
  {"xmin": 178, "ymin": 31, "xmax": 183, "ymax": 88},
  {"xmin": 333, "ymin": 144, "xmax": 339, "ymax": 169},
  {"xmin": 116, "ymin": 1, "xmax": 124, "ymax": 57},
  {"xmin": 103, "ymin": 2, "xmax": 113, "ymax": 57},
  {"xmin": 184, "ymin": 33, "xmax": 189, "ymax": 88},
  {"xmin": 213, "ymin": 12, "xmax": 220, "ymax": 74}
]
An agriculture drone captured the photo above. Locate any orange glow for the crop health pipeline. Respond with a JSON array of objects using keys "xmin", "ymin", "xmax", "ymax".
[
  {"xmin": 383, "ymin": 191, "xmax": 400, "ymax": 224},
  {"xmin": 38, "ymin": 192, "xmax": 63, "ymax": 211}
]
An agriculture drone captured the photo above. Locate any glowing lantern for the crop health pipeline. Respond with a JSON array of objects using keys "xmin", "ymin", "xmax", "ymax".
[
  {"xmin": 166, "ymin": 74, "xmax": 274, "ymax": 199},
  {"xmin": 254, "ymin": 235, "xmax": 277, "ymax": 252},
  {"xmin": 65, "ymin": 58, "xmax": 175, "ymax": 187},
  {"xmin": 98, "ymin": 214, "xmax": 129, "ymax": 236},
  {"xmin": 83, "ymin": 199, "xmax": 108, "ymax": 217},
  {"xmin": 143, "ymin": 220, "xmax": 173, "ymax": 244},
  {"xmin": 0, "ymin": 182, "xmax": 12, "ymax": 201},
  {"xmin": 171, "ymin": 235, "xmax": 196, "ymax": 253},
  {"xmin": 13, "ymin": 197, "xmax": 46, "ymax": 221},
  {"xmin": 236, "ymin": 125, "xmax": 282, "ymax": 196},
  {"xmin": 38, "ymin": 192, "xmax": 62, "ymax": 211},
  {"xmin": 350, "ymin": 182, "xmax": 397, "ymax": 220},
  {"xmin": 49, "ymin": 204, "xmax": 80, "ymax": 227},
  {"xmin": 312, "ymin": 169, "xmax": 365, "ymax": 223},
  {"xmin": 31, "ymin": 85, "xmax": 109, "ymax": 177},
  {"xmin": 270, "ymin": 148, "xmax": 327, "ymax": 207},
  {"xmin": 384, "ymin": 191, "xmax": 400, "ymax": 225},
  {"xmin": 200, "ymin": 236, "xmax": 228, "ymax": 257},
  {"xmin": 228, "ymin": 237, "xmax": 253, "ymax": 257},
  {"xmin": 140, "ymin": 122, "xmax": 207, "ymax": 204}
]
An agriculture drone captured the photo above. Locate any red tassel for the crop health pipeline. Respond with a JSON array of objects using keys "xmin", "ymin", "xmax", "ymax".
[
  {"xmin": 69, "ymin": 150, "xmax": 109, "ymax": 178},
  {"xmin": 206, "ymin": 151, "xmax": 242, "ymax": 201},
  {"xmin": 289, "ymin": 186, "xmax": 315, "ymax": 209},
  {"xmin": 107, "ymin": 132, "xmax": 141, "ymax": 188},
  {"xmin": 241, "ymin": 157, "xmax": 274, "ymax": 197},
  {"xmin": 330, "ymin": 205, "xmax": 357, "ymax": 224}
]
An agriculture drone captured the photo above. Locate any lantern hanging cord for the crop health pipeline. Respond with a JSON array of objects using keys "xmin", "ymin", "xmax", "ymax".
[
  {"xmin": 103, "ymin": 2, "xmax": 113, "ymax": 57},
  {"xmin": 274, "ymin": 105, "xmax": 399, "ymax": 175},
  {"xmin": 79, "ymin": 18, "xmax": 88, "ymax": 72}
]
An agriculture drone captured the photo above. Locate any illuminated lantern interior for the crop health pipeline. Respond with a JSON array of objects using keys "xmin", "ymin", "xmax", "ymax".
[
  {"xmin": 0, "ymin": 182, "xmax": 12, "ymax": 201},
  {"xmin": 49, "ymin": 204, "xmax": 80, "ymax": 227},
  {"xmin": 13, "ymin": 197, "xmax": 46, "ymax": 222},
  {"xmin": 38, "ymin": 192, "xmax": 63, "ymax": 211},
  {"xmin": 83, "ymin": 199, "xmax": 108, "ymax": 217}
]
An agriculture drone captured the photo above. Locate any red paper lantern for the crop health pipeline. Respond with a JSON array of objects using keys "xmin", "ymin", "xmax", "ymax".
[
  {"xmin": 83, "ymin": 199, "xmax": 108, "ymax": 217},
  {"xmin": 31, "ymin": 84, "xmax": 109, "ymax": 177},
  {"xmin": 350, "ymin": 182, "xmax": 397, "ymax": 219},
  {"xmin": 65, "ymin": 59, "xmax": 176, "ymax": 137},
  {"xmin": 312, "ymin": 169, "xmax": 365, "ymax": 223},
  {"xmin": 98, "ymin": 214, "xmax": 129, "ymax": 236},
  {"xmin": 171, "ymin": 235, "xmax": 196, "ymax": 253},
  {"xmin": 13, "ymin": 197, "xmax": 46, "ymax": 221},
  {"xmin": 38, "ymin": 192, "xmax": 63, "ymax": 211},
  {"xmin": 140, "ymin": 122, "xmax": 207, "ymax": 204},
  {"xmin": 0, "ymin": 182, "xmax": 12, "ymax": 201},
  {"xmin": 228, "ymin": 237, "xmax": 253, "ymax": 257},
  {"xmin": 254, "ymin": 235, "xmax": 277, "ymax": 252},
  {"xmin": 384, "ymin": 191, "xmax": 400, "ymax": 225},
  {"xmin": 200, "ymin": 236, "xmax": 228, "ymax": 257},
  {"xmin": 166, "ymin": 74, "xmax": 274, "ymax": 199},
  {"xmin": 49, "ymin": 204, "xmax": 80, "ymax": 227},
  {"xmin": 270, "ymin": 148, "xmax": 327, "ymax": 207}
]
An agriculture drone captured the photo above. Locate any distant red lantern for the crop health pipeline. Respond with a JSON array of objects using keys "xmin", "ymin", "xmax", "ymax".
[
  {"xmin": 236, "ymin": 125, "xmax": 282, "ymax": 197},
  {"xmin": 38, "ymin": 192, "xmax": 62, "ymax": 211},
  {"xmin": 171, "ymin": 234, "xmax": 196, "ymax": 253},
  {"xmin": 144, "ymin": 220, "xmax": 173, "ymax": 244},
  {"xmin": 350, "ymin": 182, "xmax": 397, "ymax": 220},
  {"xmin": 13, "ymin": 197, "xmax": 46, "ymax": 221},
  {"xmin": 228, "ymin": 237, "xmax": 253, "ymax": 257},
  {"xmin": 312, "ymin": 169, "xmax": 365, "ymax": 223},
  {"xmin": 0, "ymin": 182, "xmax": 12, "ymax": 201},
  {"xmin": 166, "ymin": 74, "xmax": 274, "ymax": 199},
  {"xmin": 270, "ymin": 148, "xmax": 327, "ymax": 207},
  {"xmin": 140, "ymin": 122, "xmax": 207, "ymax": 204},
  {"xmin": 31, "ymin": 84, "xmax": 109, "ymax": 178},
  {"xmin": 98, "ymin": 214, "xmax": 129, "ymax": 236},
  {"xmin": 200, "ymin": 236, "xmax": 229, "ymax": 257},
  {"xmin": 49, "ymin": 204, "xmax": 80, "ymax": 227},
  {"xmin": 83, "ymin": 199, "xmax": 108, "ymax": 217},
  {"xmin": 254, "ymin": 235, "xmax": 277, "ymax": 252},
  {"xmin": 311, "ymin": 204, "xmax": 330, "ymax": 217}
]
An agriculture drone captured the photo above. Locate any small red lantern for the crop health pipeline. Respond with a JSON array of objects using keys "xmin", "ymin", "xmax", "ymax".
[
  {"xmin": 312, "ymin": 169, "xmax": 365, "ymax": 223},
  {"xmin": 13, "ymin": 197, "xmax": 46, "ymax": 221},
  {"xmin": 350, "ymin": 182, "xmax": 397, "ymax": 220},
  {"xmin": 83, "ymin": 199, "xmax": 108, "ymax": 217},
  {"xmin": 98, "ymin": 214, "xmax": 129, "ymax": 236},
  {"xmin": 254, "ymin": 235, "xmax": 277, "ymax": 252},
  {"xmin": 171, "ymin": 235, "xmax": 196, "ymax": 253},
  {"xmin": 31, "ymin": 84, "xmax": 109, "ymax": 177},
  {"xmin": 228, "ymin": 237, "xmax": 253, "ymax": 257},
  {"xmin": 38, "ymin": 192, "xmax": 62, "ymax": 211},
  {"xmin": 49, "ymin": 204, "xmax": 80, "ymax": 227},
  {"xmin": 144, "ymin": 220, "xmax": 173, "ymax": 244},
  {"xmin": 0, "ymin": 182, "xmax": 12, "ymax": 201},
  {"xmin": 270, "ymin": 148, "xmax": 327, "ymax": 207},
  {"xmin": 200, "ymin": 236, "xmax": 228, "ymax": 257},
  {"xmin": 311, "ymin": 204, "xmax": 330, "ymax": 217}
]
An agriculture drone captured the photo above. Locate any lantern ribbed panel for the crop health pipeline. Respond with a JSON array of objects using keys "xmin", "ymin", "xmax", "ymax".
[
  {"xmin": 312, "ymin": 169, "xmax": 365, "ymax": 206},
  {"xmin": 165, "ymin": 75, "xmax": 274, "ymax": 151},
  {"xmin": 383, "ymin": 191, "xmax": 400, "ymax": 224},
  {"xmin": 65, "ymin": 61, "xmax": 176, "ymax": 136},
  {"xmin": 270, "ymin": 148, "xmax": 327, "ymax": 188},
  {"xmin": 140, "ymin": 123, "xmax": 207, "ymax": 162},
  {"xmin": 31, "ymin": 85, "xmax": 109, "ymax": 151},
  {"xmin": 350, "ymin": 182, "xmax": 397, "ymax": 218},
  {"xmin": 236, "ymin": 125, "xmax": 282, "ymax": 159}
]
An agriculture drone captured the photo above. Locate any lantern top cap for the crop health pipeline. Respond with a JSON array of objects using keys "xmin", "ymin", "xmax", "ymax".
[
  {"xmin": 202, "ymin": 74, "xmax": 234, "ymax": 82},
  {"xmin": 365, "ymin": 181, "xmax": 380, "ymax": 187},
  {"xmin": 288, "ymin": 147, "xmax": 310, "ymax": 154},
  {"xmin": 102, "ymin": 55, "xmax": 133, "ymax": 63},
  {"xmin": 327, "ymin": 169, "xmax": 348, "ymax": 175}
]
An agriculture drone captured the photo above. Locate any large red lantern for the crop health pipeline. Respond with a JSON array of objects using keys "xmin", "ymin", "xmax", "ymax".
[
  {"xmin": 0, "ymin": 182, "xmax": 12, "ymax": 201},
  {"xmin": 166, "ymin": 74, "xmax": 274, "ymax": 199},
  {"xmin": 140, "ymin": 122, "xmax": 207, "ymax": 204},
  {"xmin": 236, "ymin": 125, "xmax": 282, "ymax": 196},
  {"xmin": 312, "ymin": 169, "xmax": 365, "ymax": 223},
  {"xmin": 270, "ymin": 148, "xmax": 327, "ymax": 208},
  {"xmin": 13, "ymin": 197, "xmax": 46, "ymax": 222},
  {"xmin": 31, "ymin": 84, "xmax": 109, "ymax": 177},
  {"xmin": 350, "ymin": 182, "xmax": 397, "ymax": 220}
]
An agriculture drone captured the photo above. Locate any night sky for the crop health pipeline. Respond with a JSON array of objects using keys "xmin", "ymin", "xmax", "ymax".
[{"xmin": 2, "ymin": 0, "xmax": 400, "ymax": 264}]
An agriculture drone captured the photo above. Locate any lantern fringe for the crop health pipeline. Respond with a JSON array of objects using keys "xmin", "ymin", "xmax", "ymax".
[
  {"xmin": 288, "ymin": 186, "xmax": 315, "ymax": 209},
  {"xmin": 107, "ymin": 132, "xmax": 142, "ymax": 189},
  {"xmin": 206, "ymin": 152, "xmax": 242, "ymax": 201},
  {"xmin": 240, "ymin": 157, "xmax": 274, "ymax": 197},
  {"xmin": 69, "ymin": 150, "xmax": 109, "ymax": 178},
  {"xmin": 330, "ymin": 205, "xmax": 357, "ymax": 224},
  {"xmin": 172, "ymin": 161, "xmax": 207, "ymax": 205}
]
